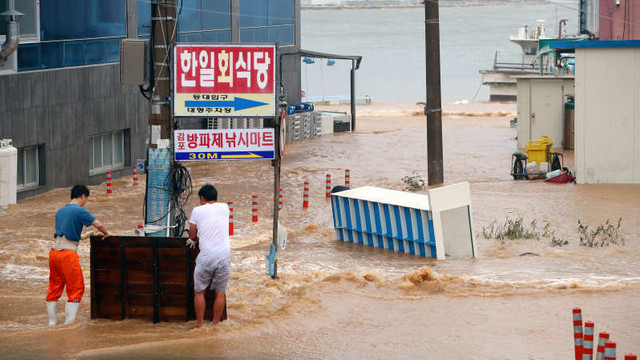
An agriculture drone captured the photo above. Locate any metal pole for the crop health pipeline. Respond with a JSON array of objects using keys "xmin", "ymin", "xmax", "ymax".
[
  {"xmin": 350, "ymin": 59, "xmax": 356, "ymax": 131},
  {"xmin": 424, "ymin": 0, "xmax": 443, "ymax": 186},
  {"xmin": 150, "ymin": 0, "xmax": 176, "ymax": 140},
  {"xmin": 579, "ymin": 0, "xmax": 587, "ymax": 35},
  {"xmin": 145, "ymin": 0, "xmax": 177, "ymax": 234},
  {"xmin": 271, "ymin": 115, "xmax": 282, "ymax": 279}
]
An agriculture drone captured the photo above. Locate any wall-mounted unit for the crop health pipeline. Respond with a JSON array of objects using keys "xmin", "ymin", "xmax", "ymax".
[
  {"xmin": 0, "ymin": 139, "xmax": 17, "ymax": 209},
  {"xmin": 330, "ymin": 182, "xmax": 476, "ymax": 259}
]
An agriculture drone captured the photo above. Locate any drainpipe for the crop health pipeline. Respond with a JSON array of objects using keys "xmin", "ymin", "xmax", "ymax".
[{"xmin": 0, "ymin": 0, "xmax": 23, "ymax": 67}]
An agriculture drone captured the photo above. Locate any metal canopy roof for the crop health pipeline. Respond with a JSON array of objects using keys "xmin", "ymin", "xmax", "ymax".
[{"xmin": 294, "ymin": 49, "xmax": 362, "ymax": 69}]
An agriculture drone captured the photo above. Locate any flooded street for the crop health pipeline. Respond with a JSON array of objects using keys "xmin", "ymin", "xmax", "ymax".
[{"xmin": 0, "ymin": 102, "xmax": 638, "ymax": 359}]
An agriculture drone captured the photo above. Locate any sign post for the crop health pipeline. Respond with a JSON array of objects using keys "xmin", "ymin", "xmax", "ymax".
[
  {"xmin": 268, "ymin": 93, "xmax": 287, "ymax": 279},
  {"xmin": 174, "ymin": 44, "xmax": 276, "ymax": 118},
  {"xmin": 173, "ymin": 44, "xmax": 283, "ymax": 279}
]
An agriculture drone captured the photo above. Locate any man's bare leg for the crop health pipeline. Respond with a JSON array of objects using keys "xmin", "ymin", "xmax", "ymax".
[
  {"xmin": 194, "ymin": 290, "xmax": 206, "ymax": 328},
  {"xmin": 213, "ymin": 290, "xmax": 225, "ymax": 325}
]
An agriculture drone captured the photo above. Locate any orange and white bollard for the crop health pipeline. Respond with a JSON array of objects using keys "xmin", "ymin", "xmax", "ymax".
[
  {"xmin": 106, "ymin": 171, "xmax": 112, "ymax": 194},
  {"xmin": 345, "ymin": 169, "xmax": 350, "ymax": 188},
  {"xmin": 574, "ymin": 308, "xmax": 584, "ymax": 360},
  {"xmin": 278, "ymin": 188, "xmax": 283, "ymax": 211},
  {"xmin": 303, "ymin": 181, "xmax": 309, "ymax": 209},
  {"xmin": 625, "ymin": 354, "xmax": 637, "ymax": 360},
  {"xmin": 596, "ymin": 332, "xmax": 610, "ymax": 360},
  {"xmin": 583, "ymin": 321, "xmax": 595, "ymax": 360},
  {"xmin": 326, "ymin": 174, "xmax": 331, "ymax": 198},
  {"xmin": 228, "ymin": 201, "xmax": 234, "ymax": 236},
  {"xmin": 252, "ymin": 195, "xmax": 258, "ymax": 223},
  {"xmin": 604, "ymin": 341, "xmax": 616, "ymax": 360},
  {"xmin": 133, "ymin": 166, "xmax": 138, "ymax": 186}
]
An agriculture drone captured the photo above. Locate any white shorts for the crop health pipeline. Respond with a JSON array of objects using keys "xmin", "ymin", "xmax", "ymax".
[{"xmin": 194, "ymin": 251, "xmax": 231, "ymax": 293}]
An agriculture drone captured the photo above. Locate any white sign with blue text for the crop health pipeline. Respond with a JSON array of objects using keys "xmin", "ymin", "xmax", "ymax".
[{"xmin": 174, "ymin": 129, "xmax": 275, "ymax": 161}]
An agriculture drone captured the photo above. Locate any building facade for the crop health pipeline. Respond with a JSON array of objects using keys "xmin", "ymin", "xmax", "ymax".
[
  {"xmin": 598, "ymin": 0, "xmax": 640, "ymax": 40},
  {"xmin": 573, "ymin": 40, "xmax": 640, "ymax": 184},
  {"xmin": 0, "ymin": 0, "xmax": 301, "ymax": 201}
]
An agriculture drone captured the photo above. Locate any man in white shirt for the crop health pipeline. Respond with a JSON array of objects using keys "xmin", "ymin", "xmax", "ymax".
[{"xmin": 187, "ymin": 184, "xmax": 230, "ymax": 327}]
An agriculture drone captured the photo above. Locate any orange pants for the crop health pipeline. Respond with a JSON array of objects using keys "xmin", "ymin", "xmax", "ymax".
[{"xmin": 46, "ymin": 249, "xmax": 84, "ymax": 303}]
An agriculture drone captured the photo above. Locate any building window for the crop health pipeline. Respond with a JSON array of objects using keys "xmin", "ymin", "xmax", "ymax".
[
  {"xmin": 0, "ymin": 0, "xmax": 38, "ymax": 40},
  {"xmin": 240, "ymin": 0, "xmax": 294, "ymax": 46},
  {"xmin": 138, "ymin": 0, "xmax": 152, "ymax": 38},
  {"xmin": 89, "ymin": 130, "xmax": 125, "ymax": 175},
  {"xmin": 525, "ymin": 47, "xmax": 537, "ymax": 56},
  {"xmin": 17, "ymin": 146, "xmax": 40, "ymax": 190},
  {"xmin": 17, "ymin": 0, "xmax": 126, "ymax": 71},
  {"xmin": 176, "ymin": 0, "xmax": 231, "ymax": 43}
]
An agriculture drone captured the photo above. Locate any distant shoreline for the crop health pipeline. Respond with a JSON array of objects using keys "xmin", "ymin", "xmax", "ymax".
[{"xmin": 302, "ymin": 1, "xmax": 553, "ymax": 10}]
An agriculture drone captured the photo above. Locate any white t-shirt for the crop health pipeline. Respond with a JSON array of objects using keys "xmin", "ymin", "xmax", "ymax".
[{"xmin": 189, "ymin": 202, "xmax": 230, "ymax": 257}]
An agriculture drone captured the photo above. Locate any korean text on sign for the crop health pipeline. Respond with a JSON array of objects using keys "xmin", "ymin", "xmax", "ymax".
[
  {"xmin": 174, "ymin": 129, "xmax": 276, "ymax": 161},
  {"xmin": 175, "ymin": 45, "xmax": 275, "ymax": 94}
]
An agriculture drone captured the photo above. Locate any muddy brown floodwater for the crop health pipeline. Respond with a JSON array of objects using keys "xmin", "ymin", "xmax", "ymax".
[{"xmin": 0, "ymin": 102, "xmax": 638, "ymax": 359}]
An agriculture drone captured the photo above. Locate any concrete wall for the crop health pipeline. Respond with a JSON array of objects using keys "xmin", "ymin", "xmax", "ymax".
[
  {"xmin": 0, "ymin": 64, "xmax": 149, "ymax": 199},
  {"xmin": 575, "ymin": 46, "xmax": 640, "ymax": 184}
]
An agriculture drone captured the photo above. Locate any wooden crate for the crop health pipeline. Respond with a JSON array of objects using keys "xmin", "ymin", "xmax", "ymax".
[{"xmin": 90, "ymin": 235, "xmax": 227, "ymax": 323}]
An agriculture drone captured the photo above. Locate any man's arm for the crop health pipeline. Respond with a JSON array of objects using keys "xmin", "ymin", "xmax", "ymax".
[
  {"xmin": 91, "ymin": 219, "xmax": 109, "ymax": 236},
  {"xmin": 188, "ymin": 223, "xmax": 198, "ymax": 241}
]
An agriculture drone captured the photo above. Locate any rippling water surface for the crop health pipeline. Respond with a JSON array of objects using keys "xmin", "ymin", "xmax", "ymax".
[{"xmin": 0, "ymin": 102, "xmax": 638, "ymax": 359}]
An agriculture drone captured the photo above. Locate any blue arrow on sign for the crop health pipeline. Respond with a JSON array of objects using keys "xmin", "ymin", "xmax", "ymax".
[{"xmin": 184, "ymin": 97, "xmax": 268, "ymax": 111}]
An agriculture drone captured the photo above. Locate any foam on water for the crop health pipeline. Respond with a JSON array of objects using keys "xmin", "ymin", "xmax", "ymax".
[{"xmin": 0, "ymin": 263, "xmax": 49, "ymax": 282}]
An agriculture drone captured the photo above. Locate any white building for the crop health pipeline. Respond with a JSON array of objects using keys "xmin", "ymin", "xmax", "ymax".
[{"xmin": 564, "ymin": 40, "xmax": 640, "ymax": 184}]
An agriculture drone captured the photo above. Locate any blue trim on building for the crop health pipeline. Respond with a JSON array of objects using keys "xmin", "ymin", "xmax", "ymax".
[{"xmin": 549, "ymin": 40, "xmax": 640, "ymax": 49}]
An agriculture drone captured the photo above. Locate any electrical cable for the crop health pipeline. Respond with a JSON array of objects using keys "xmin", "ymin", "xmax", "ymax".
[
  {"xmin": 170, "ymin": 160, "xmax": 192, "ymax": 237},
  {"xmin": 141, "ymin": 160, "xmax": 192, "ymax": 236}
]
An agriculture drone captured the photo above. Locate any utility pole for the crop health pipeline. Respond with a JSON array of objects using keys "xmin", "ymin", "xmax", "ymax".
[
  {"xmin": 145, "ymin": 0, "xmax": 177, "ymax": 236},
  {"xmin": 424, "ymin": 0, "xmax": 443, "ymax": 186},
  {"xmin": 150, "ymin": 0, "xmax": 177, "ymax": 140}
]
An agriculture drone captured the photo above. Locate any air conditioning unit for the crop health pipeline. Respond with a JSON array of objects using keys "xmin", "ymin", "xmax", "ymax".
[{"xmin": 0, "ymin": 139, "xmax": 17, "ymax": 210}]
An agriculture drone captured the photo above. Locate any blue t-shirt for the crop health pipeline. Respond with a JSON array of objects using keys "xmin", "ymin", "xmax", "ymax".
[{"xmin": 53, "ymin": 204, "xmax": 96, "ymax": 241}]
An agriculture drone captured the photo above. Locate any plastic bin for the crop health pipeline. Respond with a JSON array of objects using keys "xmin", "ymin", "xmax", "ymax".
[{"xmin": 525, "ymin": 136, "xmax": 553, "ymax": 165}]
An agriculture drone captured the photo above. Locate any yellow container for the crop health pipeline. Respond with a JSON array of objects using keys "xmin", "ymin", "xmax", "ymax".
[{"xmin": 525, "ymin": 136, "xmax": 553, "ymax": 165}]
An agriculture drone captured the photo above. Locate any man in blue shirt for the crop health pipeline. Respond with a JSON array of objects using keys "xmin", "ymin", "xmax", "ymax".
[{"xmin": 46, "ymin": 185, "xmax": 110, "ymax": 326}]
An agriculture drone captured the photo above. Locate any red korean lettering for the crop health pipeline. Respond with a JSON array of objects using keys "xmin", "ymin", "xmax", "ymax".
[
  {"xmin": 199, "ymin": 133, "xmax": 211, "ymax": 148},
  {"xmin": 262, "ymin": 131, "xmax": 274, "ymax": 146},
  {"xmin": 225, "ymin": 132, "xmax": 237, "ymax": 148},
  {"xmin": 238, "ymin": 132, "xmax": 249, "ymax": 147},
  {"xmin": 187, "ymin": 133, "xmax": 198, "ymax": 149},
  {"xmin": 249, "ymin": 132, "xmax": 261, "ymax": 146},
  {"xmin": 211, "ymin": 133, "xmax": 223, "ymax": 148}
]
